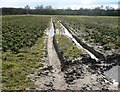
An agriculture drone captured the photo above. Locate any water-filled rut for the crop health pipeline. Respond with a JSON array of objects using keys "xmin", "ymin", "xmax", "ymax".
[{"xmin": 58, "ymin": 20, "xmax": 99, "ymax": 61}]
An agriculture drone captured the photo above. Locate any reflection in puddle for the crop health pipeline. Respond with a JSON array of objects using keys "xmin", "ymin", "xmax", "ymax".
[
  {"xmin": 58, "ymin": 21, "xmax": 98, "ymax": 61},
  {"xmin": 49, "ymin": 19, "xmax": 54, "ymax": 37},
  {"xmin": 104, "ymin": 65, "xmax": 119, "ymax": 84}
]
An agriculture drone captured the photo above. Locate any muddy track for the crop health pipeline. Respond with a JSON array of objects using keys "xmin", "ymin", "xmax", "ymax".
[
  {"xmin": 58, "ymin": 20, "xmax": 120, "ymax": 64},
  {"xmin": 27, "ymin": 19, "xmax": 119, "ymax": 90},
  {"xmin": 58, "ymin": 19, "xmax": 119, "ymax": 66},
  {"xmin": 46, "ymin": 31, "xmax": 68, "ymax": 89},
  {"xmin": 54, "ymin": 20, "xmax": 118, "ymax": 90},
  {"xmin": 27, "ymin": 19, "xmax": 68, "ymax": 90},
  {"xmin": 58, "ymin": 20, "xmax": 105, "ymax": 60}
]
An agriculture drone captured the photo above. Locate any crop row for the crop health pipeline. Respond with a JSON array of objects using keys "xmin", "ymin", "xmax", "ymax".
[{"xmin": 2, "ymin": 16, "xmax": 50, "ymax": 53}]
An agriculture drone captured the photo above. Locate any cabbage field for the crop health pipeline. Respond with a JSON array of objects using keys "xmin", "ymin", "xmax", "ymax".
[
  {"xmin": 2, "ymin": 16, "xmax": 50, "ymax": 53},
  {"xmin": 2, "ymin": 15, "xmax": 50, "ymax": 90}
]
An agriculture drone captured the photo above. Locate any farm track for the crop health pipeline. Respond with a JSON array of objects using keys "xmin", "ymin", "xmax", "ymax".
[
  {"xmin": 58, "ymin": 20, "xmax": 120, "ymax": 66},
  {"xmin": 28, "ymin": 18, "xmax": 118, "ymax": 90},
  {"xmin": 58, "ymin": 20, "xmax": 99, "ymax": 61},
  {"xmin": 46, "ymin": 30, "xmax": 68, "ymax": 90},
  {"xmin": 55, "ymin": 20, "xmax": 118, "ymax": 90},
  {"xmin": 27, "ymin": 20, "xmax": 68, "ymax": 90}
]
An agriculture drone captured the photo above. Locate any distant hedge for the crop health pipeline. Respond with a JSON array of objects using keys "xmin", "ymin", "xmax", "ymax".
[{"xmin": 1, "ymin": 8, "xmax": 120, "ymax": 16}]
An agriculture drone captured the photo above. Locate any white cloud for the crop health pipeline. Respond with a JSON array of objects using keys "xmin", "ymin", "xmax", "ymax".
[{"xmin": 0, "ymin": 0, "xmax": 119, "ymax": 9}]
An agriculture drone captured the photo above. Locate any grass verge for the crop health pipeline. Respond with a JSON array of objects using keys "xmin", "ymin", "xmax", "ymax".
[{"xmin": 55, "ymin": 35, "xmax": 81, "ymax": 59}]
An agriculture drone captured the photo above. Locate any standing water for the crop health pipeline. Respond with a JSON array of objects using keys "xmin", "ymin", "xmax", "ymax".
[
  {"xmin": 104, "ymin": 65, "xmax": 119, "ymax": 86},
  {"xmin": 58, "ymin": 21, "xmax": 98, "ymax": 61},
  {"xmin": 49, "ymin": 19, "xmax": 55, "ymax": 37}
]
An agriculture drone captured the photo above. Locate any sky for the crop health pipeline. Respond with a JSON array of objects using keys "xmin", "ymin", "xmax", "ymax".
[{"xmin": 0, "ymin": 0, "xmax": 119, "ymax": 9}]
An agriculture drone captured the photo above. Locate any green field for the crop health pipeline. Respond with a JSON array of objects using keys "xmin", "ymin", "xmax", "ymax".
[{"xmin": 2, "ymin": 15, "xmax": 50, "ymax": 90}]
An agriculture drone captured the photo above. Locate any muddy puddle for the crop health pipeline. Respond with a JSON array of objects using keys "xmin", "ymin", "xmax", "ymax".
[
  {"xmin": 104, "ymin": 65, "xmax": 119, "ymax": 85},
  {"xmin": 49, "ymin": 19, "xmax": 55, "ymax": 37}
]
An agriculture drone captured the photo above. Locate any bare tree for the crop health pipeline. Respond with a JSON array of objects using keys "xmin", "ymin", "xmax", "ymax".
[
  {"xmin": 25, "ymin": 5, "xmax": 30, "ymax": 14},
  {"xmin": 105, "ymin": 6, "xmax": 114, "ymax": 10},
  {"xmin": 100, "ymin": 5, "xmax": 104, "ymax": 10},
  {"xmin": 25, "ymin": 5, "xmax": 30, "ymax": 10},
  {"xmin": 35, "ymin": 5, "xmax": 43, "ymax": 10},
  {"xmin": 45, "ymin": 5, "xmax": 52, "ymax": 10}
]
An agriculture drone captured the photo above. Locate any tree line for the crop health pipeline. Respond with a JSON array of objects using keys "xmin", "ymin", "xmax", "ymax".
[{"xmin": 1, "ymin": 5, "xmax": 120, "ymax": 16}]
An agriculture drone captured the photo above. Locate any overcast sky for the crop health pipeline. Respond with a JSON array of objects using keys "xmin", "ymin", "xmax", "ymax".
[{"xmin": 0, "ymin": 0, "xmax": 119, "ymax": 9}]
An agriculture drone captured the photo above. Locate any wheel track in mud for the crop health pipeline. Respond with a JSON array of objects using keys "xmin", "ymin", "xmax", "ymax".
[
  {"xmin": 27, "ymin": 18, "xmax": 118, "ymax": 90},
  {"xmin": 46, "ymin": 30, "xmax": 68, "ymax": 89},
  {"xmin": 27, "ymin": 19, "xmax": 68, "ymax": 90}
]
